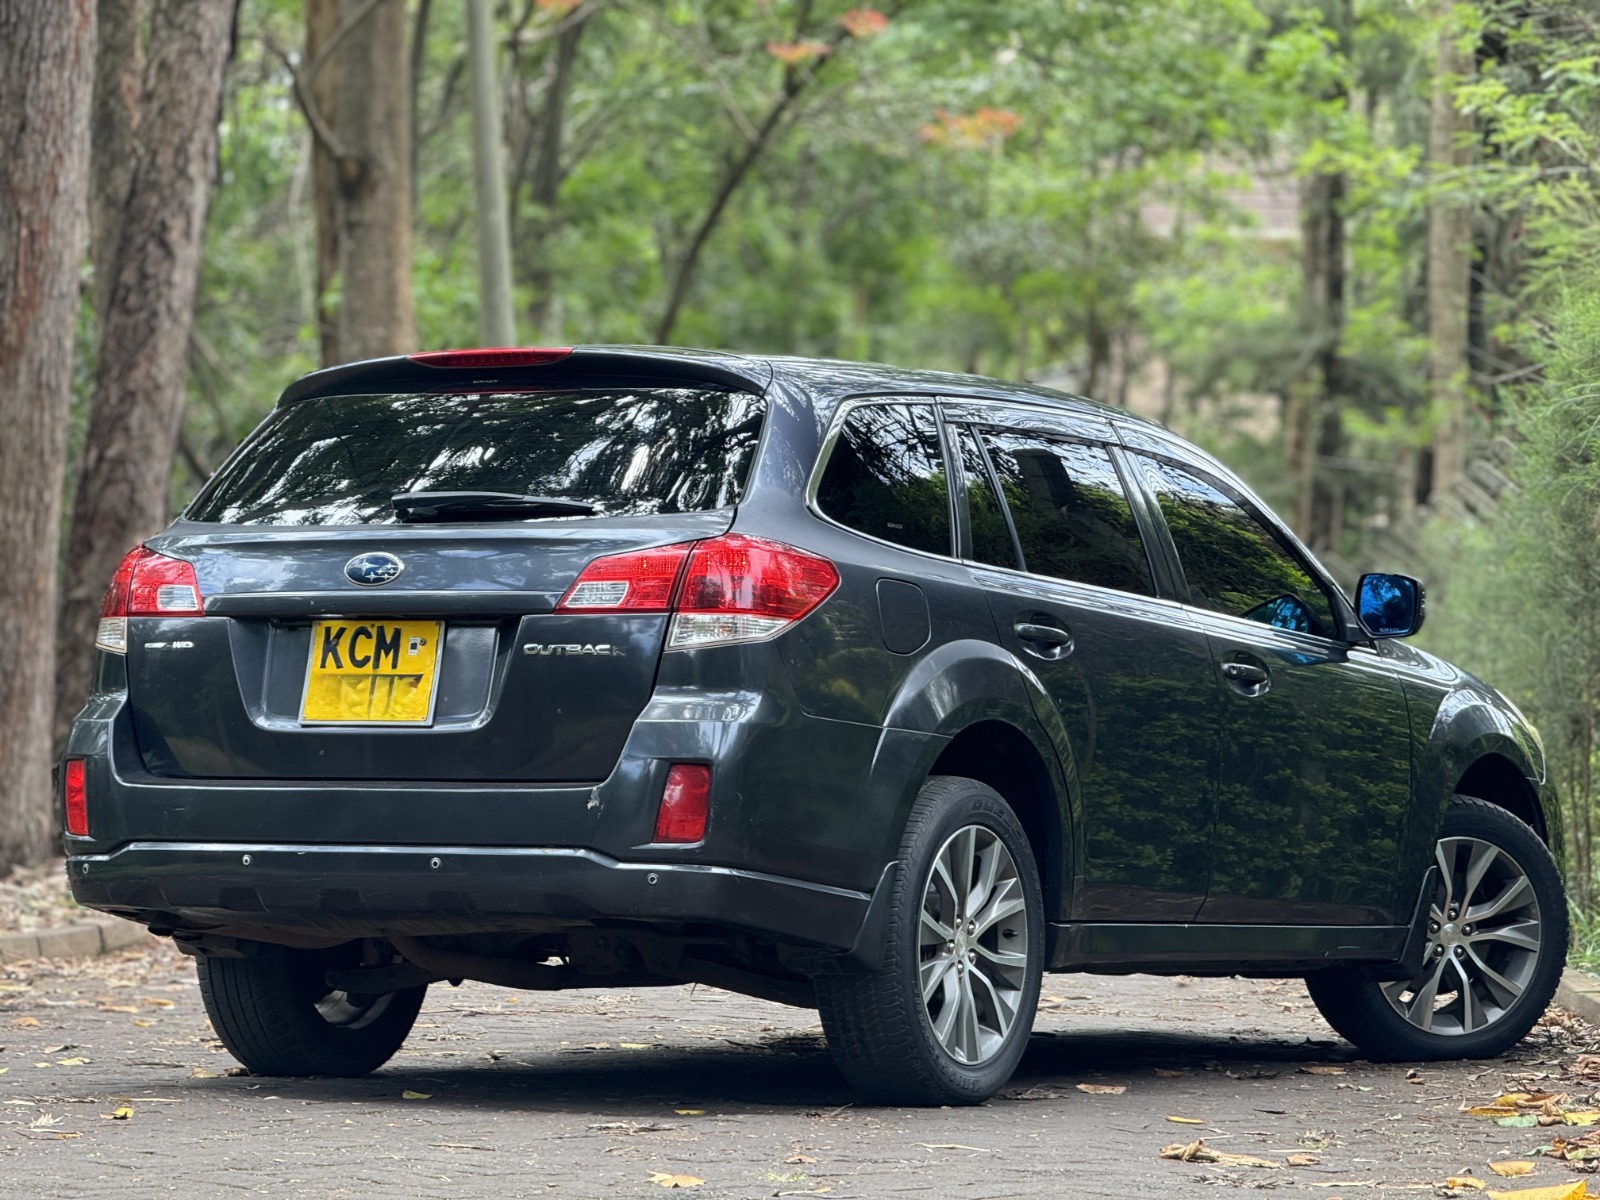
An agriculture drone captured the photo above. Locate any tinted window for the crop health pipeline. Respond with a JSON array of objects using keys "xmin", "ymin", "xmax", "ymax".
[
  {"xmin": 1140, "ymin": 457, "xmax": 1338, "ymax": 636},
  {"xmin": 817, "ymin": 404, "xmax": 951, "ymax": 556},
  {"xmin": 187, "ymin": 389, "xmax": 765, "ymax": 526},
  {"xmin": 981, "ymin": 432, "xmax": 1154, "ymax": 595},
  {"xmin": 953, "ymin": 425, "xmax": 1017, "ymax": 569}
]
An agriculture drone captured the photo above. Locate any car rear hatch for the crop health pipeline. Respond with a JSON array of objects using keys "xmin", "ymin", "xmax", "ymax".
[{"xmin": 121, "ymin": 350, "xmax": 770, "ymax": 783}]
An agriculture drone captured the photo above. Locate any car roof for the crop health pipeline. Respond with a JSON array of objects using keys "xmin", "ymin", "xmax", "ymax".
[{"xmin": 278, "ymin": 344, "xmax": 1163, "ymax": 433}]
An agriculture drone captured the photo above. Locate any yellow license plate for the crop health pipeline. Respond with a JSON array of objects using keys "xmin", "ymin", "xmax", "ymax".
[{"xmin": 300, "ymin": 619, "xmax": 444, "ymax": 725}]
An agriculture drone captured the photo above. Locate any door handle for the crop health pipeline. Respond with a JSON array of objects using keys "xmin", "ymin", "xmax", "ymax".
[
  {"xmin": 1221, "ymin": 660, "xmax": 1270, "ymax": 693},
  {"xmin": 1014, "ymin": 622, "xmax": 1074, "ymax": 659}
]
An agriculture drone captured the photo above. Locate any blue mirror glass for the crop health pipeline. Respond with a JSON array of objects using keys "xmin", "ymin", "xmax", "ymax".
[{"xmin": 1357, "ymin": 573, "xmax": 1421, "ymax": 638}]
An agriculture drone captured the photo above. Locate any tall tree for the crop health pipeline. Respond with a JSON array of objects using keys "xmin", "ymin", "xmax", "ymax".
[
  {"xmin": 1426, "ymin": 4, "xmax": 1474, "ymax": 504},
  {"xmin": 53, "ymin": 0, "xmax": 238, "ymax": 750},
  {"xmin": 90, "ymin": 0, "xmax": 143, "ymax": 323},
  {"xmin": 0, "ymin": 0, "xmax": 95, "ymax": 870},
  {"xmin": 335, "ymin": 0, "xmax": 415, "ymax": 358}
]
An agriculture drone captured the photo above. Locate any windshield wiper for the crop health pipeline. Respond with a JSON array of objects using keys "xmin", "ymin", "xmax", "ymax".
[{"xmin": 392, "ymin": 491, "xmax": 598, "ymax": 522}]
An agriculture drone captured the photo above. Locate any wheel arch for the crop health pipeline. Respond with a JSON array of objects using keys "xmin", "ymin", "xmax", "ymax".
[
  {"xmin": 928, "ymin": 719, "xmax": 1066, "ymax": 923},
  {"xmin": 1454, "ymin": 752, "xmax": 1550, "ymax": 846}
]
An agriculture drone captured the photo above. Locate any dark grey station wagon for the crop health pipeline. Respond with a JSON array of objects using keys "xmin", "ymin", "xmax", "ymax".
[{"xmin": 63, "ymin": 346, "xmax": 1566, "ymax": 1105}]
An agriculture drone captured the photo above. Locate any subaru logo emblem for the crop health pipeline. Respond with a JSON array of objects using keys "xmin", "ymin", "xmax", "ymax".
[{"xmin": 344, "ymin": 552, "xmax": 404, "ymax": 587}]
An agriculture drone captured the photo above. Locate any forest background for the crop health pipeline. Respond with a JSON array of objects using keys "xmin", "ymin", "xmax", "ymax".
[{"xmin": 2, "ymin": 0, "xmax": 1598, "ymax": 921}]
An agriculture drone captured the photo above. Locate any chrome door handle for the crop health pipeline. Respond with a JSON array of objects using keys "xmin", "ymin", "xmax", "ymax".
[
  {"xmin": 1014, "ymin": 622, "xmax": 1074, "ymax": 659},
  {"xmin": 1221, "ymin": 661, "xmax": 1270, "ymax": 693}
]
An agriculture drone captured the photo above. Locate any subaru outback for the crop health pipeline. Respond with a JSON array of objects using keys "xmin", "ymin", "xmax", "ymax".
[{"xmin": 62, "ymin": 346, "xmax": 1566, "ymax": 1105}]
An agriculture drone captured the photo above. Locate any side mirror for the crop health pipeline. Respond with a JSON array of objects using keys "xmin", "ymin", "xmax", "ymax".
[{"xmin": 1356, "ymin": 573, "xmax": 1425, "ymax": 639}]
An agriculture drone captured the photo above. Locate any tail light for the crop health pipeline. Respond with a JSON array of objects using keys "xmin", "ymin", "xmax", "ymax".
[
  {"xmin": 669, "ymin": 534, "xmax": 839, "ymax": 649},
  {"xmin": 556, "ymin": 543, "xmax": 693, "ymax": 612},
  {"xmin": 654, "ymin": 763, "xmax": 710, "ymax": 843},
  {"xmin": 556, "ymin": 533, "xmax": 839, "ymax": 648},
  {"xmin": 95, "ymin": 546, "xmax": 206, "ymax": 653},
  {"xmin": 63, "ymin": 760, "xmax": 88, "ymax": 837}
]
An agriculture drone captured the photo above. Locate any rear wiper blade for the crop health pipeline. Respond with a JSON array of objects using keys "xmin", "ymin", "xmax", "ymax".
[{"xmin": 392, "ymin": 491, "xmax": 598, "ymax": 521}]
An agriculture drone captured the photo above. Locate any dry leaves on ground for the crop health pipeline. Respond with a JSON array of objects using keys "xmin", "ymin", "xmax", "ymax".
[
  {"xmin": 647, "ymin": 1172, "xmax": 704, "ymax": 1189},
  {"xmin": 1159, "ymin": 1139, "xmax": 1280, "ymax": 1169},
  {"xmin": 1299, "ymin": 1064, "xmax": 1348, "ymax": 1076},
  {"xmin": 1490, "ymin": 1162, "xmax": 1537, "ymax": 1178},
  {"xmin": 1463, "ymin": 1093, "xmax": 1600, "ymax": 1128},
  {"xmin": 1484, "ymin": 1184, "xmax": 1589, "ymax": 1200},
  {"xmin": 1076, "ymin": 1083, "xmax": 1126, "ymax": 1095},
  {"xmin": 1540, "ymin": 1131, "xmax": 1600, "ymax": 1163}
]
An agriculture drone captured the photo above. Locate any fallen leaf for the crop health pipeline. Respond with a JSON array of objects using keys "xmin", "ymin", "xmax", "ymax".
[
  {"xmin": 56, "ymin": 1057, "xmax": 89, "ymax": 1067},
  {"xmin": 1490, "ymin": 1163, "xmax": 1537, "ymax": 1178},
  {"xmin": 401, "ymin": 1090, "xmax": 431, "ymax": 1100},
  {"xmin": 104, "ymin": 1107, "xmax": 134, "ymax": 1121},
  {"xmin": 1447, "ymin": 1179, "xmax": 1487, "ymax": 1192},
  {"xmin": 1566, "ymin": 1113, "xmax": 1600, "ymax": 1126},
  {"xmin": 1166, "ymin": 1116, "xmax": 1206, "ymax": 1125},
  {"xmin": 1154, "ymin": 1067, "xmax": 1186, "ymax": 1078},
  {"xmin": 1288, "ymin": 1153, "xmax": 1320, "ymax": 1166},
  {"xmin": 98, "ymin": 1005, "xmax": 138, "ymax": 1014},
  {"xmin": 1484, "ymin": 1184, "xmax": 1588, "ymax": 1200},
  {"xmin": 1076, "ymin": 1083, "xmax": 1126, "ymax": 1094},
  {"xmin": 0, "ymin": 982, "xmax": 32, "ymax": 992},
  {"xmin": 189, "ymin": 1068, "xmax": 219, "ymax": 1079},
  {"xmin": 1300, "ymin": 1065, "xmax": 1348, "ymax": 1076},
  {"xmin": 11, "ymin": 1016, "xmax": 40, "ymax": 1028},
  {"xmin": 41, "ymin": 1043, "xmax": 73, "ymax": 1054},
  {"xmin": 131, "ymin": 1018, "xmax": 154, "ymax": 1028},
  {"xmin": 1498, "ymin": 1115, "xmax": 1540, "ymax": 1128},
  {"xmin": 646, "ymin": 1172, "xmax": 704, "ymax": 1189},
  {"xmin": 619, "ymin": 1042, "xmax": 655, "ymax": 1050},
  {"xmin": 674, "ymin": 1109, "xmax": 705, "ymax": 1116},
  {"xmin": 140, "ymin": 997, "xmax": 175, "ymax": 1009},
  {"xmin": 0, "ymin": 1068, "xmax": 8, "ymax": 1076},
  {"xmin": 785, "ymin": 1155, "xmax": 819, "ymax": 1164}
]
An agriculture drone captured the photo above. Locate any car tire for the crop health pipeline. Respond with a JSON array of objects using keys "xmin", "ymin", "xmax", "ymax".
[
  {"xmin": 815, "ymin": 775, "xmax": 1044, "ymax": 1106},
  {"xmin": 197, "ymin": 941, "xmax": 427, "ymax": 1077},
  {"xmin": 1305, "ymin": 796, "xmax": 1566, "ymax": 1062}
]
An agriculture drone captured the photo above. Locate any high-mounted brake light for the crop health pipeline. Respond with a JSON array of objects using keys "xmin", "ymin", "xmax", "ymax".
[
  {"xmin": 654, "ymin": 763, "xmax": 710, "ymax": 843},
  {"xmin": 63, "ymin": 760, "xmax": 88, "ymax": 837},
  {"xmin": 409, "ymin": 347, "xmax": 573, "ymax": 369},
  {"xmin": 556, "ymin": 533, "xmax": 838, "ymax": 649},
  {"xmin": 95, "ymin": 546, "xmax": 206, "ymax": 653}
]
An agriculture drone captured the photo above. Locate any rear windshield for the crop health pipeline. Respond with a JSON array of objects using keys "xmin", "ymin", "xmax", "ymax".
[{"xmin": 186, "ymin": 388, "xmax": 766, "ymax": 525}]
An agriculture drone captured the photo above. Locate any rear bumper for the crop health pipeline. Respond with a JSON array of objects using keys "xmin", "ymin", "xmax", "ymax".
[{"xmin": 69, "ymin": 841, "xmax": 880, "ymax": 951}]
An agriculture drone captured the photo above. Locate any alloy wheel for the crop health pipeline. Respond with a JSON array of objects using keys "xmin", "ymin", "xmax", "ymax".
[
  {"xmin": 918, "ymin": 824, "xmax": 1031, "ymax": 1065},
  {"xmin": 1382, "ymin": 836, "xmax": 1544, "ymax": 1036}
]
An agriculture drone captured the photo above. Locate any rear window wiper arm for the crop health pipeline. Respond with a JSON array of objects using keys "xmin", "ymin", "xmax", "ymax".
[{"xmin": 392, "ymin": 491, "xmax": 598, "ymax": 521}]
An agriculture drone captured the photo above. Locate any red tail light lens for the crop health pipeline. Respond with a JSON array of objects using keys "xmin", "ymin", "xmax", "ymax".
[
  {"xmin": 96, "ymin": 546, "xmax": 205, "ymax": 652},
  {"xmin": 63, "ymin": 760, "xmax": 88, "ymax": 837},
  {"xmin": 557, "ymin": 533, "xmax": 838, "ymax": 648},
  {"xmin": 556, "ymin": 542, "xmax": 694, "ymax": 612},
  {"xmin": 654, "ymin": 763, "xmax": 710, "ymax": 843},
  {"xmin": 409, "ymin": 348, "xmax": 572, "ymax": 368},
  {"xmin": 669, "ymin": 534, "xmax": 839, "ymax": 649}
]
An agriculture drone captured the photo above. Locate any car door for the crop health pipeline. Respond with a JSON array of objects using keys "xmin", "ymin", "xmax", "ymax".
[
  {"xmin": 945, "ymin": 404, "xmax": 1221, "ymax": 923},
  {"xmin": 1129, "ymin": 450, "xmax": 1414, "ymax": 927}
]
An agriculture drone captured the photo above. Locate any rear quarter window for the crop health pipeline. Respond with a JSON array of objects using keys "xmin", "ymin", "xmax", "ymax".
[{"xmin": 186, "ymin": 388, "xmax": 766, "ymax": 525}]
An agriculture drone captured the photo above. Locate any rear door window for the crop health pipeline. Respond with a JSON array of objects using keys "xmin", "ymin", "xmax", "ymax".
[
  {"xmin": 952, "ymin": 425, "xmax": 1019, "ymax": 569},
  {"xmin": 1138, "ymin": 457, "xmax": 1339, "ymax": 637},
  {"xmin": 186, "ymin": 388, "xmax": 766, "ymax": 525},
  {"xmin": 980, "ymin": 431, "xmax": 1155, "ymax": 596},
  {"xmin": 816, "ymin": 403, "xmax": 952, "ymax": 556}
]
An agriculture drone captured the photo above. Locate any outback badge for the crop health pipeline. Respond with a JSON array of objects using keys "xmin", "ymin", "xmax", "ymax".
[{"xmin": 344, "ymin": 551, "xmax": 404, "ymax": 587}]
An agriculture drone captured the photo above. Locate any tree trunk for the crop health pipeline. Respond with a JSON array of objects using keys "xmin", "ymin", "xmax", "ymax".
[
  {"xmin": 524, "ymin": 10, "xmax": 588, "ymax": 341},
  {"xmin": 1426, "ymin": 7, "xmax": 1474, "ymax": 503},
  {"xmin": 1297, "ymin": 162, "xmax": 1348, "ymax": 553},
  {"xmin": 90, "ymin": 0, "xmax": 143, "ymax": 322},
  {"xmin": 306, "ymin": 0, "xmax": 342, "ymax": 365},
  {"xmin": 53, "ymin": 0, "xmax": 236, "ymax": 753},
  {"xmin": 334, "ymin": 0, "xmax": 415, "ymax": 359},
  {"xmin": 0, "ymin": 0, "xmax": 95, "ymax": 870}
]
